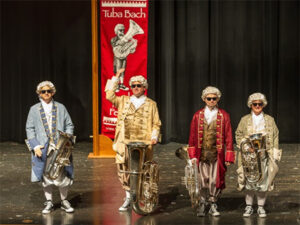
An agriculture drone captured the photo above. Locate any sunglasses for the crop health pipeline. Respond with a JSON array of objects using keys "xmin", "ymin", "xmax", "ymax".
[
  {"xmin": 252, "ymin": 103, "xmax": 263, "ymax": 107},
  {"xmin": 131, "ymin": 84, "xmax": 143, "ymax": 88},
  {"xmin": 206, "ymin": 97, "xmax": 217, "ymax": 101},
  {"xmin": 40, "ymin": 90, "xmax": 52, "ymax": 94}
]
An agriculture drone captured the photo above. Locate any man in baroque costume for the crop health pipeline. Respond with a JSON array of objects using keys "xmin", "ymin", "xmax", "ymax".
[
  {"xmin": 188, "ymin": 86, "xmax": 235, "ymax": 217},
  {"xmin": 235, "ymin": 93, "xmax": 282, "ymax": 217},
  {"xmin": 25, "ymin": 81, "xmax": 75, "ymax": 214},
  {"xmin": 105, "ymin": 69, "xmax": 161, "ymax": 211}
]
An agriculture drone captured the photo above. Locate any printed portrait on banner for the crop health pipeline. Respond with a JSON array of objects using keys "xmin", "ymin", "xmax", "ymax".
[{"xmin": 111, "ymin": 20, "xmax": 144, "ymax": 92}]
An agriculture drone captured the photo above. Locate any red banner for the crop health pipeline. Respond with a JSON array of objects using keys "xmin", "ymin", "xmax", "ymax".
[{"xmin": 100, "ymin": 0, "xmax": 149, "ymax": 138}]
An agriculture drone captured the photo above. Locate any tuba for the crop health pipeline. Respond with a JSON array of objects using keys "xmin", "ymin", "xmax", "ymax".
[
  {"xmin": 113, "ymin": 19, "xmax": 144, "ymax": 59},
  {"xmin": 126, "ymin": 142, "xmax": 159, "ymax": 215},
  {"xmin": 240, "ymin": 133, "xmax": 266, "ymax": 183},
  {"xmin": 44, "ymin": 131, "xmax": 74, "ymax": 180},
  {"xmin": 175, "ymin": 146, "xmax": 200, "ymax": 208}
]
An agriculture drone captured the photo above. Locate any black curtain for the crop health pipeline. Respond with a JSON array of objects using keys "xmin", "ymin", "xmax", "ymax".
[
  {"xmin": 148, "ymin": 0, "xmax": 299, "ymax": 143},
  {"xmin": 1, "ymin": 0, "xmax": 93, "ymax": 142},
  {"xmin": 1, "ymin": 0, "xmax": 299, "ymax": 143}
]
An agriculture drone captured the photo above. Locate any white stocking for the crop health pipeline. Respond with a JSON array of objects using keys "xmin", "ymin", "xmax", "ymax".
[
  {"xmin": 245, "ymin": 191, "xmax": 254, "ymax": 205},
  {"xmin": 257, "ymin": 192, "xmax": 267, "ymax": 206},
  {"xmin": 43, "ymin": 185, "xmax": 53, "ymax": 201},
  {"xmin": 59, "ymin": 186, "xmax": 69, "ymax": 201}
]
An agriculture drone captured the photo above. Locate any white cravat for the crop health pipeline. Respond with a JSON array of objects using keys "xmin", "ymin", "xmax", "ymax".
[
  {"xmin": 204, "ymin": 106, "xmax": 218, "ymax": 125},
  {"xmin": 130, "ymin": 95, "xmax": 146, "ymax": 110},
  {"xmin": 40, "ymin": 99, "xmax": 53, "ymax": 132},
  {"xmin": 251, "ymin": 111, "xmax": 265, "ymax": 133}
]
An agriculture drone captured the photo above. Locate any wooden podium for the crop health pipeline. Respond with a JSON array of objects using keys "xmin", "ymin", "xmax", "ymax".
[{"xmin": 88, "ymin": 0, "xmax": 115, "ymax": 159}]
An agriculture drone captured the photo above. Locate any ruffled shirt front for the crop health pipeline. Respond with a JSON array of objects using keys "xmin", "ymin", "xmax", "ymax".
[
  {"xmin": 40, "ymin": 99, "xmax": 53, "ymax": 132},
  {"xmin": 204, "ymin": 106, "xmax": 218, "ymax": 125},
  {"xmin": 251, "ymin": 111, "xmax": 265, "ymax": 133},
  {"xmin": 130, "ymin": 95, "xmax": 146, "ymax": 110}
]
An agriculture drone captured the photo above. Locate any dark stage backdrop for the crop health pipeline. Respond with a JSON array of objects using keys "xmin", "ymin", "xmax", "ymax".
[{"xmin": 1, "ymin": 0, "xmax": 299, "ymax": 144}]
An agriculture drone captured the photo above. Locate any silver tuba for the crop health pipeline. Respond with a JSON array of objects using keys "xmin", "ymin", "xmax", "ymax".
[
  {"xmin": 240, "ymin": 133, "xmax": 266, "ymax": 183},
  {"xmin": 175, "ymin": 146, "xmax": 200, "ymax": 208},
  {"xmin": 126, "ymin": 142, "xmax": 159, "ymax": 215},
  {"xmin": 113, "ymin": 19, "xmax": 144, "ymax": 59},
  {"xmin": 44, "ymin": 131, "xmax": 74, "ymax": 180}
]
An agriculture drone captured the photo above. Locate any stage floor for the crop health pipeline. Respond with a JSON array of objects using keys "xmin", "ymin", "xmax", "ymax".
[{"xmin": 0, "ymin": 142, "xmax": 299, "ymax": 225}]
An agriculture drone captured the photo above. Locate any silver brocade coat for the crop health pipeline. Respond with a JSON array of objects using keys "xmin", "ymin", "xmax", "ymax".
[{"xmin": 235, "ymin": 113, "xmax": 282, "ymax": 192}]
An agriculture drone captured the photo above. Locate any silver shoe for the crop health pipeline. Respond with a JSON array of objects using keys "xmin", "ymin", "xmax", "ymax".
[
  {"xmin": 42, "ymin": 201, "xmax": 54, "ymax": 214},
  {"xmin": 119, "ymin": 198, "xmax": 131, "ymax": 211},
  {"xmin": 61, "ymin": 200, "xmax": 74, "ymax": 213},
  {"xmin": 209, "ymin": 203, "xmax": 220, "ymax": 216},
  {"xmin": 196, "ymin": 202, "xmax": 206, "ymax": 217},
  {"xmin": 257, "ymin": 206, "xmax": 267, "ymax": 218},
  {"xmin": 243, "ymin": 205, "xmax": 253, "ymax": 217}
]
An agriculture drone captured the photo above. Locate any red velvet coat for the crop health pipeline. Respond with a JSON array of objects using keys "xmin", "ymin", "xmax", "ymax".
[{"xmin": 188, "ymin": 108, "xmax": 235, "ymax": 190}]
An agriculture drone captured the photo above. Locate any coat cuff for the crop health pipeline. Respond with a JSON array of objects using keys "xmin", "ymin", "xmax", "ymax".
[
  {"xmin": 25, "ymin": 138, "xmax": 41, "ymax": 151},
  {"xmin": 187, "ymin": 146, "xmax": 196, "ymax": 159},
  {"xmin": 151, "ymin": 129, "xmax": 158, "ymax": 141},
  {"xmin": 33, "ymin": 145, "xmax": 43, "ymax": 151},
  {"xmin": 105, "ymin": 76, "xmax": 119, "ymax": 92},
  {"xmin": 225, "ymin": 149, "xmax": 235, "ymax": 163},
  {"xmin": 273, "ymin": 148, "xmax": 282, "ymax": 161}
]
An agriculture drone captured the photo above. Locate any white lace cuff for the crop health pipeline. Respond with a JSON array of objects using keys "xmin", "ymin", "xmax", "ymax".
[
  {"xmin": 151, "ymin": 129, "xmax": 158, "ymax": 141},
  {"xmin": 105, "ymin": 76, "xmax": 119, "ymax": 92},
  {"xmin": 33, "ymin": 145, "xmax": 43, "ymax": 151},
  {"xmin": 273, "ymin": 148, "xmax": 282, "ymax": 161}
]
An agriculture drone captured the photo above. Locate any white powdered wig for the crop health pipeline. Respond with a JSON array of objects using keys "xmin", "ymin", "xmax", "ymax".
[
  {"xmin": 36, "ymin": 81, "xmax": 56, "ymax": 94},
  {"xmin": 201, "ymin": 86, "xmax": 222, "ymax": 101},
  {"xmin": 129, "ymin": 75, "xmax": 148, "ymax": 89},
  {"xmin": 247, "ymin": 92, "xmax": 268, "ymax": 108}
]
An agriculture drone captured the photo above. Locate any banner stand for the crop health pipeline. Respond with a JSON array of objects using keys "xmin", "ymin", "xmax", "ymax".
[
  {"xmin": 89, "ymin": 0, "xmax": 148, "ymax": 158},
  {"xmin": 89, "ymin": 0, "xmax": 115, "ymax": 159},
  {"xmin": 88, "ymin": 134, "xmax": 115, "ymax": 158}
]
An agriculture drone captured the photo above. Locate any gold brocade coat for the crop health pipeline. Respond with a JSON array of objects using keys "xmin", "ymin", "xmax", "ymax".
[
  {"xmin": 106, "ymin": 78, "xmax": 161, "ymax": 164},
  {"xmin": 235, "ymin": 113, "xmax": 282, "ymax": 191}
]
